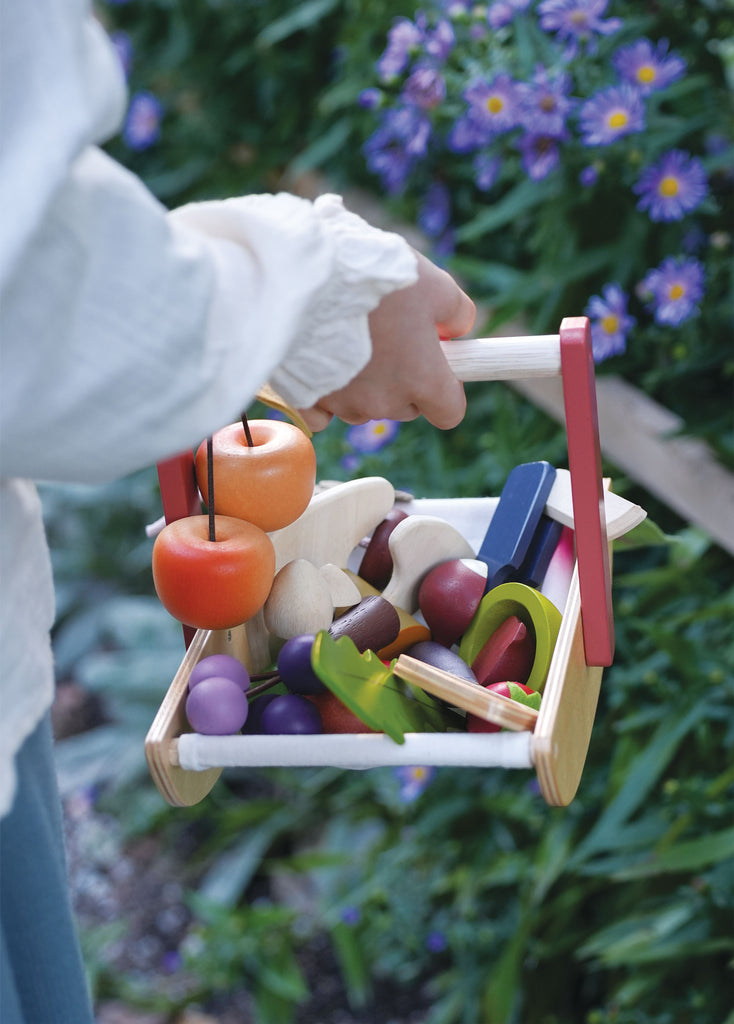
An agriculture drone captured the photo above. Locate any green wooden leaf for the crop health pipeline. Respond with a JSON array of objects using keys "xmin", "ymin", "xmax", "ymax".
[{"xmin": 310, "ymin": 632, "xmax": 456, "ymax": 744}]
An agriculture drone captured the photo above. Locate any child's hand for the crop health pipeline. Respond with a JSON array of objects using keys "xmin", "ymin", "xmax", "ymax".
[{"xmin": 301, "ymin": 251, "xmax": 476, "ymax": 432}]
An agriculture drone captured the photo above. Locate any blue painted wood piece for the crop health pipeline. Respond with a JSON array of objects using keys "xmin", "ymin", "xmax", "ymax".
[
  {"xmin": 476, "ymin": 461, "xmax": 557, "ymax": 593},
  {"xmin": 511, "ymin": 515, "xmax": 564, "ymax": 589}
]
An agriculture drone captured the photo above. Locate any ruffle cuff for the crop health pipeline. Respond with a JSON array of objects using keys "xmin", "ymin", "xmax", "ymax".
[{"xmin": 268, "ymin": 194, "xmax": 418, "ymax": 409}]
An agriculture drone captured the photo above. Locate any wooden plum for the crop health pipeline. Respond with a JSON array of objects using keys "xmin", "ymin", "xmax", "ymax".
[
  {"xmin": 418, "ymin": 558, "xmax": 488, "ymax": 647},
  {"xmin": 358, "ymin": 508, "xmax": 409, "ymax": 590}
]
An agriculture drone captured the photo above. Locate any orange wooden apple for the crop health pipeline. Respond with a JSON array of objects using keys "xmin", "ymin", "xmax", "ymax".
[
  {"xmin": 195, "ymin": 419, "xmax": 316, "ymax": 533},
  {"xmin": 152, "ymin": 514, "xmax": 275, "ymax": 629}
]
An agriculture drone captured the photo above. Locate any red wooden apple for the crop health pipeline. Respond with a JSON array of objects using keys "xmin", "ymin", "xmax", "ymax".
[
  {"xmin": 467, "ymin": 682, "xmax": 538, "ymax": 733},
  {"xmin": 152, "ymin": 514, "xmax": 275, "ymax": 629},
  {"xmin": 195, "ymin": 419, "xmax": 316, "ymax": 533},
  {"xmin": 306, "ymin": 693, "xmax": 379, "ymax": 734},
  {"xmin": 418, "ymin": 558, "xmax": 488, "ymax": 647}
]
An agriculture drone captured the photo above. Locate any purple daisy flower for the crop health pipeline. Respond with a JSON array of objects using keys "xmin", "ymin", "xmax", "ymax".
[
  {"xmin": 474, "ymin": 152, "xmax": 502, "ymax": 191},
  {"xmin": 122, "ymin": 91, "xmax": 163, "ymax": 151},
  {"xmin": 487, "ymin": 0, "xmax": 533, "ymax": 30},
  {"xmin": 585, "ymin": 283, "xmax": 636, "ymax": 361},
  {"xmin": 394, "ymin": 765, "xmax": 436, "ymax": 802},
  {"xmin": 464, "ymin": 74, "xmax": 521, "ymax": 135},
  {"xmin": 426, "ymin": 930, "xmax": 448, "ymax": 953},
  {"xmin": 516, "ymin": 66, "xmax": 575, "ymax": 138},
  {"xmin": 364, "ymin": 106, "xmax": 431, "ymax": 193},
  {"xmin": 639, "ymin": 257, "xmax": 705, "ymax": 326},
  {"xmin": 538, "ymin": 0, "xmax": 622, "ymax": 57},
  {"xmin": 578, "ymin": 84, "xmax": 645, "ymax": 146},
  {"xmin": 447, "ymin": 112, "xmax": 487, "ymax": 153},
  {"xmin": 579, "ymin": 163, "xmax": 600, "ymax": 186},
  {"xmin": 612, "ymin": 38, "xmax": 686, "ymax": 95},
  {"xmin": 633, "ymin": 149, "xmax": 708, "ymax": 222},
  {"xmin": 424, "ymin": 17, "xmax": 455, "ymax": 63},
  {"xmin": 358, "ymin": 87, "xmax": 382, "ymax": 110},
  {"xmin": 347, "ymin": 419, "xmax": 400, "ymax": 453},
  {"xmin": 516, "ymin": 132, "xmax": 565, "ymax": 181},
  {"xmin": 377, "ymin": 18, "xmax": 424, "ymax": 81},
  {"xmin": 402, "ymin": 66, "xmax": 447, "ymax": 110},
  {"xmin": 419, "ymin": 180, "xmax": 452, "ymax": 237},
  {"xmin": 340, "ymin": 906, "xmax": 362, "ymax": 927}
]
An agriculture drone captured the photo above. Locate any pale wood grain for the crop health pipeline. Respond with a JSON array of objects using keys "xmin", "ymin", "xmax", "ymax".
[{"xmin": 394, "ymin": 655, "xmax": 539, "ymax": 732}]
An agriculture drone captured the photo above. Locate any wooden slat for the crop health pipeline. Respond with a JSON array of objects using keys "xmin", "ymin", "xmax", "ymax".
[{"xmin": 512, "ymin": 374, "xmax": 734, "ymax": 556}]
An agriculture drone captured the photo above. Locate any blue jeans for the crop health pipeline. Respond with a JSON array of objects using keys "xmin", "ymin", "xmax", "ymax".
[{"xmin": 0, "ymin": 714, "xmax": 94, "ymax": 1024}]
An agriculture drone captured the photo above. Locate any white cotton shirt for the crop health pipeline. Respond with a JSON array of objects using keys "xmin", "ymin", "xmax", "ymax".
[{"xmin": 0, "ymin": 0, "xmax": 417, "ymax": 817}]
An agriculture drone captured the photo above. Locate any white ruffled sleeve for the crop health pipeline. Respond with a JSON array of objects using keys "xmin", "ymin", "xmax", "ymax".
[{"xmin": 170, "ymin": 192, "xmax": 419, "ymax": 411}]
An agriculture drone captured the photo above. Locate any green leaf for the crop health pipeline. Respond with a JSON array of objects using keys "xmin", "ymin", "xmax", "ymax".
[
  {"xmin": 197, "ymin": 808, "xmax": 295, "ymax": 908},
  {"xmin": 570, "ymin": 702, "xmax": 710, "ymax": 866},
  {"xmin": 330, "ymin": 921, "xmax": 371, "ymax": 1009},
  {"xmin": 456, "ymin": 176, "xmax": 560, "ymax": 243},
  {"xmin": 256, "ymin": 0, "xmax": 341, "ymax": 48},
  {"xmin": 614, "ymin": 516, "xmax": 669, "ymax": 549},
  {"xmin": 311, "ymin": 632, "xmax": 455, "ymax": 743},
  {"xmin": 610, "ymin": 826, "xmax": 734, "ymax": 880}
]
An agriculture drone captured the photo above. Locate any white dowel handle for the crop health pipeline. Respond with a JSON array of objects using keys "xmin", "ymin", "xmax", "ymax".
[{"xmin": 441, "ymin": 335, "xmax": 561, "ymax": 381}]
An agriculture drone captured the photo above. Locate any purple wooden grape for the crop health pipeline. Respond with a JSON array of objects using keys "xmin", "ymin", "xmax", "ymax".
[
  {"xmin": 261, "ymin": 694, "xmax": 323, "ymax": 735},
  {"xmin": 189, "ymin": 654, "xmax": 250, "ymax": 691},
  {"xmin": 405, "ymin": 640, "xmax": 478, "ymax": 683},
  {"xmin": 242, "ymin": 693, "xmax": 278, "ymax": 734},
  {"xmin": 185, "ymin": 676, "xmax": 249, "ymax": 734},
  {"xmin": 276, "ymin": 634, "xmax": 325, "ymax": 694}
]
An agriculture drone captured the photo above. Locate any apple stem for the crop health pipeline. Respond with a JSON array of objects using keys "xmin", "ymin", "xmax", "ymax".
[
  {"xmin": 241, "ymin": 410, "xmax": 254, "ymax": 447},
  {"xmin": 206, "ymin": 436, "xmax": 216, "ymax": 542},
  {"xmin": 247, "ymin": 675, "xmax": 283, "ymax": 700}
]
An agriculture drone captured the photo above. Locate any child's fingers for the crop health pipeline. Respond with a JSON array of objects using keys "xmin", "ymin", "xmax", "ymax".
[
  {"xmin": 416, "ymin": 253, "xmax": 476, "ymax": 341},
  {"xmin": 298, "ymin": 405, "xmax": 333, "ymax": 432},
  {"xmin": 415, "ymin": 356, "xmax": 467, "ymax": 430}
]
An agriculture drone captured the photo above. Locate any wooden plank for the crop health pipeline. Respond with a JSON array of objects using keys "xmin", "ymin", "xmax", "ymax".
[
  {"xmin": 394, "ymin": 655, "xmax": 540, "ymax": 732},
  {"xmin": 512, "ymin": 374, "xmax": 734, "ymax": 556}
]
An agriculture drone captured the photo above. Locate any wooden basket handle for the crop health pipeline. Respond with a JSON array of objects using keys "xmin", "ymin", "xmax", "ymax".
[{"xmin": 156, "ymin": 319, "xmax": 613, "ymax": 666}]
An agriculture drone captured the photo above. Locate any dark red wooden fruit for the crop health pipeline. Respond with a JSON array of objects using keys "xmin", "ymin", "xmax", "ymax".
[
  {"xmin": 358, "ymin": 509, "xmax": 409, "ymax": 590},
  {"xmin": 418, "ymin": 558, "xmax": 488, "ymax": 647}
]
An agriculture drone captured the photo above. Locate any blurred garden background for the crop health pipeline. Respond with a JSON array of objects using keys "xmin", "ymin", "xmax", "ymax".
[{"xmin": 45, "ymin": 2, "xmax": 733, "ymax": 1022}]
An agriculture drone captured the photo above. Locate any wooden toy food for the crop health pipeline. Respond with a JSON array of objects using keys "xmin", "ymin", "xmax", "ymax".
[
  {"xmin": 146, "ymin": 322, "xmax": 648, "ymax": 808},
  {"xmin": 358, "ymin": 508, "xmax": 409, "ymax": 590},
  {"xmin": 418, "ymin": 557, "xmax": 488, "ymax": 647},
  {"xmin": 195, "ymin": 418, "xmax": 316, "ymax": 532},
  {"xmin": 475, "ymin": 461, "xmax": 557, "ymax": 592},
  {"xmin": 151, "ymin": 514, "xmax": 275, "ymax": 630},
  {"xmin": 467, "ymin": 682, "xmax": 540, "ymax": 733}
]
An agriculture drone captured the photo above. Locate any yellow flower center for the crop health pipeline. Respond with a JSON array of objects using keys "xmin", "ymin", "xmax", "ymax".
[
  {"xmin": 659, "ymin": 176, "xmax": 679, "ymax": 197},
  {"xmin": 636, "ymin": 65, "xmax": 656, "ymax": 84},
  {"xmin": 487, "ymin": 96, "xmax": 504, "ymax": 114},
  {"xmin": 601, "ymin": 315, "xmax": 620, "ymax": 335},
  {"xmin": 607, "ymin": 110, "xmax": 629, "ymax": 130},
  {"xmin": 668, "ymin": 284, "xmax": 685, "ymax": 300},
  {"xmin": 373, "ymin": 422, "xmax": 387, "ymax": 435}
]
